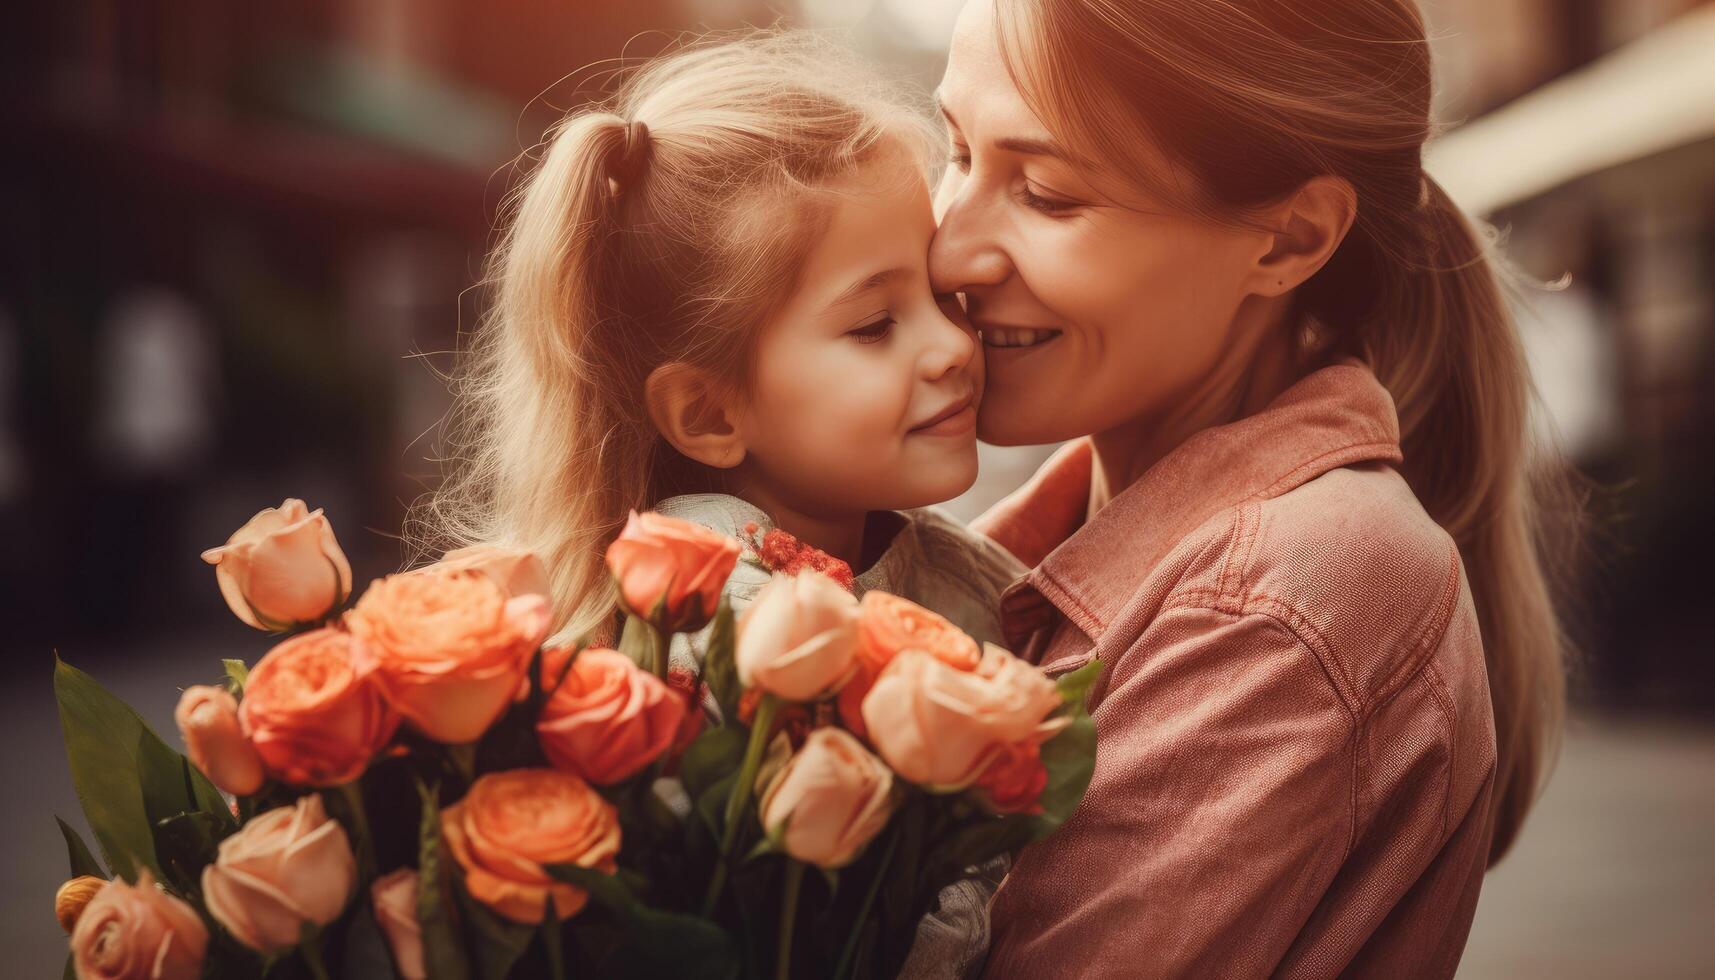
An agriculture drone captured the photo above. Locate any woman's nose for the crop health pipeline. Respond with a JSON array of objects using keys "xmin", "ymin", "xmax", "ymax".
[{"xmin": 929, "ymin": 182, "xmax": 1012, "ymax": 294}]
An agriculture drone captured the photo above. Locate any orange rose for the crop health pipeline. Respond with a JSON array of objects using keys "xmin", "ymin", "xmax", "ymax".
[
  {"xmin": 441, "ymin": 769, "xmax": 620, "ymax": 924},
  {"xmin": 69, "ymin": 869, "xmax": 208, "ymax": 980},
  {"xmin": 201, "ymin": 499, "xmax": 352, "ymax": 631},
  {"xmin": 238, "ymin": 628, "xmax": 398, "ymax": 787},
  {"xmin": 972, "ymin": 740, "xmax": 1048, "ymax": 814},
  {"xmin": 348, "ymin": 569, "xmax": 551, "ymax": 744},
  {"xmin": 759, "ymin": 728, "xmax": 897, "ymax": 869},
  {"xmin": 735, "ymin": 571, "xmax": 860, "ymax": 702},
  {"xmin": 371, "ymin": 869, "xmax": 426, "ymax": 980},
  {"xmin": 201, "ymin": 794, "xmax": 355, "ymax": 953},
  {"xmin": 536, "ymin": 648, "xmax": 686, "ymax": 785},
  {"xmin": 604, "ymin": 511, "xmax": 741, "ymax": 632},
  {"xmin": 417, "ymin": 545, "xmax": 550, "ymax": 600},
  {"xmin": 175, "ymin": 685, "xmax": 265, "ymax": 796},
  {"xmin": 861, "ymin": 645, "xmax": 1067, "ymax": 789},
  {"xmin": 836, "ymin": 591, "xmax": 980, "ymax": 740}
]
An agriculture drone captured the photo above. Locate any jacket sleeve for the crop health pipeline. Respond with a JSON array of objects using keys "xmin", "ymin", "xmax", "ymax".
[{"xmin": 981, "ymin": 605, "xmax": 1357, "ymax": 978}]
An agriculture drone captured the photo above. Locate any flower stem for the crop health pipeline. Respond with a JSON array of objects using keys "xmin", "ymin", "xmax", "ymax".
[
  {"xmin": 702, "ymin": 694, "xmax": 779, "ymax": 915},
  {"xmin": 648, "ymin": 622, "xmax": 670, "ymax": 680},
  {"xmin": 776, "ymin": 860, "xmax": 805, "ymax": 980},
  {"xmin": 301, "ymin": 934, "xmax": 332, "ymax": 980},
  {"xmin": 335, "ymin": 781, "xmax": 375, "ymax": 883},
  {"xmin": 833, "ymin": 825, "xmax": 899, "ymax": 980}
]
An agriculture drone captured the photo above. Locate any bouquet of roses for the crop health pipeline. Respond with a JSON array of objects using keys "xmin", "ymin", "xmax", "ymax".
[{"xmin": 49, "ymin": 499, "xmax": 1098, "ymax": 980}]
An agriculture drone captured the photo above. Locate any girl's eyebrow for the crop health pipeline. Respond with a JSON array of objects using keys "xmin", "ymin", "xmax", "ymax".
[{"xmin": 827, "ymin": 268, "xmax": 906, "ymax": 310}]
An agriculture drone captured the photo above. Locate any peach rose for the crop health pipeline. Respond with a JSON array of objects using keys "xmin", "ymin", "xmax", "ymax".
[
  {"xmin": 174, "ymin": 685, "xmax": 265, "ymax": 796},
  {"xmin": 416, "ymin": 545, "xmax": 549, "ymax": 600},
  {"xmin": 370, "ymin": 869, "xmax": 426, "ymax": 980},
  {"xmin": 837, "ymin": 592, "xmax": 980, "ymax": 741},
  {"xmin": 735, "ymin": 572, "xmax": 860, "ymax": 702},
  {"xmin": 861, "ymin": 645, "xmax": 1068, "ymax": 789},
  {"xmin": 759, "ymin": 728, "xmax": 898, "ymax": 869},
  {"xmin": 238, "ymin": 629, "xmax": 398, "ymax": 787},
  {"xmin": 347, "ymin": 569, "xmax": 551, "ymax": 744},
  {"xmin": 604, "ymin": 511, "xmax": 741, "ymax": 632},
  {"xmin": 55, "ymin": 875, "xmax": 105, "ymax": 934},
  {"xmin": 202, "ymin": 794, "xmax": 356, "ymax": 953},
  {"xmin": 69, "ymin": 870, "xmax": 208, "ymax": 980},
  {"xmin": 202, "ymin": 499, "xmax": 352, "ymax": 631},
  {"xmin": 440, "ymin": 769, "xmax": 620, "ymax": 924},
  {"xmin": 536, "ymin": 648, "xmax": 686, "ymax": 785}
]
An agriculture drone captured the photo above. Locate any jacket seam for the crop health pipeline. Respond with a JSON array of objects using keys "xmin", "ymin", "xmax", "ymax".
[
  {"xmin": 1372, "ymin": 544, "xmax": 1465, "ymax": 711},
  {"xmin": 1162, "ymin": 589, "xmax": 1362, "ymax": 715},
  {"xmin": 1421, "ymin": 657, "xmax": 1457, "ymax": 839},
  {"xmin": 1251, "ymin": 440, "xmax": 1404, "ymax": 501}
]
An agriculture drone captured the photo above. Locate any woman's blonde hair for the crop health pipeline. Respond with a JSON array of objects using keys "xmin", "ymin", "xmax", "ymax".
[
  {"xmin": 993, "ymin": 0, "xmax": 1571, "ymax": 862},
  {"xmin": 410, "ymin": 31, "xmax": 936, "ymax": 643}
]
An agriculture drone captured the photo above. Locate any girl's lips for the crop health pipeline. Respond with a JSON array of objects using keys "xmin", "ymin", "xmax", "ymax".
[{"xmin": 910, "ymin": 395, "xmax": 977, "ymax": 437}]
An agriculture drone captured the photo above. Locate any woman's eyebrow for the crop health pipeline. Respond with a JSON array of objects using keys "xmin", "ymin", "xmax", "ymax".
[{"xmin": 936, "ymin": 93, "xmax": 1087, "ymax": 166}]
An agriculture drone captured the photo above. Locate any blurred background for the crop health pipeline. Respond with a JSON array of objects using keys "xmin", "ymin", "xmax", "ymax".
[{"xmin": 3, "ymin": 0, "xmax": 1711, "ymax": 976}]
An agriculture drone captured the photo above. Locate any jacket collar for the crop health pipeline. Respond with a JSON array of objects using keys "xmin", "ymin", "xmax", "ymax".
[{"xmin": 982, "ymin": 362, "xmax": 1405, "ymax": 648}]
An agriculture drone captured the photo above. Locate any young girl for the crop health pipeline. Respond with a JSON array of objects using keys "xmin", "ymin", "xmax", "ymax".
[{"xmin": 415, "ymin": 32, "xmax": 1019, "ymax": 977}]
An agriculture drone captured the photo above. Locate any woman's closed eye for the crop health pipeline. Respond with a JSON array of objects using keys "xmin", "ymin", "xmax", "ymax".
[
  {"xmin": 1017, "ymin": 181, "xmax": 1082, "ymax": 216},
  {"xmin": 848, "ymin": 311, "xmax": 895, "ymax": 344}
]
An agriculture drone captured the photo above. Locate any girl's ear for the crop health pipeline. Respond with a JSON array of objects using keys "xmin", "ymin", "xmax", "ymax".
[
  {"xmin": 645, "ymin": 363, "xmax": 747, "ymax": 469},
  {"xmin": 1249, "ymin": 175, "xmax": 1358, "ymax": 297}
]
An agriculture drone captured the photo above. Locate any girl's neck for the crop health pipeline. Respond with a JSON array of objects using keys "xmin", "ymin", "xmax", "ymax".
[{"xmin": 724, "ymin": 475, "xmax": 891, "ymax": 572}]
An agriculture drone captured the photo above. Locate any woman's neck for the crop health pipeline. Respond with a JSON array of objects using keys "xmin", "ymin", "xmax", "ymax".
[{"xmin": 1089, "ymin": 304, "xmax": 1303, "ymax": 518}]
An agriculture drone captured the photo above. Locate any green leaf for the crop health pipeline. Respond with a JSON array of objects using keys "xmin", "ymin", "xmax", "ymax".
[
  {"xmin": 545, "ymin": 865, "xmax": 740, "ymax": 980},
  {"xmin": 1052, "ymin": 657, "xmax": 1104, "ymax": 715},
  {"xmin": 138, "ymin": 729, "xmax": 195, "ymax": 828},
  {"xmin": 152, "ymin": 811, "xmax": 227, "ymax": 898},
  {"xmin": 62, "ymin": 954, "xmax": 75, "ymax": 980},
  {"xmin": 678, "ymin": 726, "xmax": 746, "ymax": 804},
  {"xmin": 617, "ymin": 614, "xmax": 653, "ymax": 672},
  {"xmin": 54, "ymin": 657, "xmax": 163, "ymax": 881},
  {"xmin": 1035, "ymin": 662, "xmax": 1102, "ymax": 828},
  {"xmin": 415, "ymin": 780, "xmax": 472, "ymax": 980},
  {"xmin": 453, "ymin": 874, "xmax": 535, "ymax": 980},
  {"xmin": 702, "ymin": 596, "xmax": 740, "ymax": 721},
  {"xmin": 343, "ymin": 901, "xmax": 403, "ymax": 978},
  {"xmin": 223, "ymin": 658, "xmax": 250, "ymax": 695},
  {"xmin": 540, "ymin": 896, "xmax": 566, "ymax": 980},
  {"xmin": 56, "ymin": 816, "xmax": 106, "ymax": 880}
]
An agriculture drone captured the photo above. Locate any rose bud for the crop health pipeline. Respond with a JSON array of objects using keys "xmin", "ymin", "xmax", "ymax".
[
  {"xmin": 837, "ymin": 592, "xmax": 980, "ymax": 741},
  {"xmin": 735, "ymin": 572, "xmax": 860, "ymax": 702},
  {"xmin": 238, "ymin": 629, "xmax": 398, "ymax": 787},
  {"xmin": 348, "ymin": 568, "xmax": 551, "ymax": 744},
  {"xmin": 973, "ymin": 740, "xmax": 1049, "ymax": 814},
  {"xmin": 174, "ymin": 685, "xmax": 265, "ymax": 796},
  {"xmin": 536, "ymin": 648, "xmax": 686, "ymax": 785},
  {"xmin": 604, "ymin": 511, "xmax": 741, "ymax": 633},
  {"xmin": 54, "ymin": 875, "xmax": 105, "ymax": 934},
  {"xmin": 69, "ymin": 869, "xmax": 208, "ymax": 980},
  {"xmin": 862, "ymin": 645, "xmax": 1068, "ymax": 789},
  {"xmin": 759, "ymin": 728, "xmax": 898, "ymax": 869},
  {"xmin": 414, "ymin": 545, "xmax": 550, "ymax": 600},
  {"xmin": 370, "ymin": 869, "xmax": 427, "ymax": 980},
  {"xmin": 441, "ymin": 769, "xmax": 620, "ymax": 924},
  {"xmin": 201, "ymin": 794, "xmax": 356, "ymax": 953},
  {"xmin": 201, "ymin": 499, "xmax": 352, "ymax": 631}
]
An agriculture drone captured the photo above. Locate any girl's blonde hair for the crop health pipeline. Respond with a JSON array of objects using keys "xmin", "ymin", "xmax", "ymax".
[
  {"xmin": 993, "ymin": 0, "xmax": 1571, "ymax": 862},
  {"xmin": 410, "ymin": 32, "xmax": 936, "ymax": 645}
]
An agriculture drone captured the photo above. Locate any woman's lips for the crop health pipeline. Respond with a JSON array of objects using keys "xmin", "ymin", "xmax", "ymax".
[{"xmin": 910, "ymin": 393, "xmax": 977, "ymax": 437}]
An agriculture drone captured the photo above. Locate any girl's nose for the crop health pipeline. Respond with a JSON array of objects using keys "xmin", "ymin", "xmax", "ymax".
[{"xmin": 920, "ymin": 301, "xmax": 978, "ymax": 381}]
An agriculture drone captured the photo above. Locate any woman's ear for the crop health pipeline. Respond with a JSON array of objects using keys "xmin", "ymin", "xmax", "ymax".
[
  {"xmin": 645, "ymin": 362, "xmax": 746, "ymax": 469},
  {"xmin": 1250, "ymin": 175, "xmax": 1358, "ymax": 297}
]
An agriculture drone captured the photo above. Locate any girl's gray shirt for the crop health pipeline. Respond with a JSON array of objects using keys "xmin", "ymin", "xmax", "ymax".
[{"xmin": 652, "ymin": 493, "xmax": 1024, "ymax": 980}]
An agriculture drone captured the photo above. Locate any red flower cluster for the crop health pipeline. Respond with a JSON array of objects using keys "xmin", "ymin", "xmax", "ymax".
[{"xmin": 743, "ymin": 522, "xmax": 855, "ymax": 590}]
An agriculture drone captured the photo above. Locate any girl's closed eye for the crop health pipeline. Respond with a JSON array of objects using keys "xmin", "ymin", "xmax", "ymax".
[{"xmin": 848, "ymin": 311, "xmax": 895, "ymax": 344}]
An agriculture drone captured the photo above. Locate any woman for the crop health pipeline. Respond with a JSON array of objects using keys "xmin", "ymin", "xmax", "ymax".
[{"xmin": 930, "ymin": 0, "xmax": 1568, "ymax": 976}]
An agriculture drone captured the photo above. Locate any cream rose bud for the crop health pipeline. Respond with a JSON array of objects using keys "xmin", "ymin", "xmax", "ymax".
[
  {"xmin": 418, "ymin": 545, "xmax": 550, "ymax": 600},
  {"xmin": 760, "ymin": 728, "xmax": 898, "ymax": 869},
  {"xmin": 69, "ymin": 869, "xmax": 208, "ymax": 980},
  {"xmin": 735, "ymin": 572, "xmax": 860, "ymax": 702},
  {"xmin": 202, "ymin": 499, "xmax": 353, "ymax": 631},
  {"xmin": 862, "ymin": 645, "xmax": 1069, "ymax": 789},
  {"xmin": 370, "ymin": 869, "xmax": 427, "ymax": 980},
  {"xmin": 201, "ymin": 794, "xmax": 356, "ymax": 953},
  {"xmin": 174, "ymin": 685, "xmax": 264, "ymax": 796}
]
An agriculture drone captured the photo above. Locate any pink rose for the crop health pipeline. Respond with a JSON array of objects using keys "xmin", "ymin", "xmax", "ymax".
[
  {"xmin": 348, "ymin": 569, "xmax": 551, "ymax": 743},
  {"xmin": 69, "ymin": 869, "xmax": 208, "ymax": 980},
  {"xmin": 370, "ymin": 869, "xmax": 426, "ymax": 980},
  {"xmin": 861, "ymin": 645, "xmax": 1067, "ymax": 789},
  {"xmin": 735, "ymin": 572, "xmax": 860, "ymax": 702},
  {"xmin": 605, "ymin": 511, "xmax": 741, "ymax": 632},
  {"xmin": 759, "ymin": 728, "xmax": 898, "ymax": 869},
  {"xmin": 201, "ymin": 499, "xmax": 352, "ymax": 631},
  {"xmin": 238, "ymin": 629, "xmax": 399, "ymax": 787},
  {"xmin": 536, "ymin": 648, "xmax": 686, "ymax": 785},
  {"xmin": 417, "ymin": 545, "xmax": 550, "ymax": 600},
  {"xmin": 174, "ymin": 685, "xmax": 265, "ymax": 796},
  {"xmin": 201, "ymin": 794, "xmax": 356, "ymax": 953}
]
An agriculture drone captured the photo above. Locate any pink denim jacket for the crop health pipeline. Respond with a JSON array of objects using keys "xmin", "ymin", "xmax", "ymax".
[{"xmin": 972, "ymin": 363, "xmax": 1496, "ymax": 978}]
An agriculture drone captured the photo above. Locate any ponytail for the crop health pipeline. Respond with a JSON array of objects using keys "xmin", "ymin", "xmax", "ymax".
[{"xmin": 1361, "ymin": 174, "xmax": 1568, "ymax": 863}]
